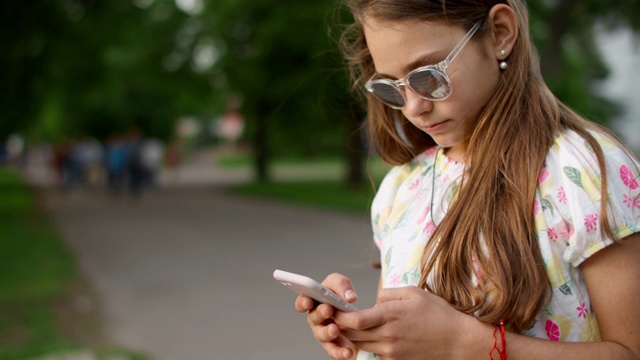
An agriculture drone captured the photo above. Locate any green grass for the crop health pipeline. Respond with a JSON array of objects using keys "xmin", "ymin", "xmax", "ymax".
[
  {"xmin": 224, "ymin": 153, "xmax": 391, "ymax": 214},
  {"xmin": 216, "ymin": 152, "xmax": 344, "ymax": 168},
  {"xmin": 231, "ymin": 179, "xmax": 379, "ymax": 214},
  {"xmin": 0, "ymin": 168, "xmax": 145, "ymax": 360},
  {"xmin": 0, "ymin": 168, "xmax": 77, "ymax": 358}
]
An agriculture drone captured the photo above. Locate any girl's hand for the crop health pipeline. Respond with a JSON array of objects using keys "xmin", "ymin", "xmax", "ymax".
[
  {"xmin": 294, "ymin": 273, "xmax": 360, "ymax": 360},
  {"xmin": 335, "ymin": 286, "xmax": 479, "ymax": 360}
]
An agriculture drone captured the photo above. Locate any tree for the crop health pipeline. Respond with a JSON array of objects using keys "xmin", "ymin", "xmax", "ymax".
[
  {"xmin": 202, "ymin": 1, "xmax": 362, "ymax": 182},
  {"xmin": 1, "ymin": 0, "xmax": 214, "ymax": 143},
  {"xmin": 529, "ymin": 0, "xmax": 640, "ymax": 125}
]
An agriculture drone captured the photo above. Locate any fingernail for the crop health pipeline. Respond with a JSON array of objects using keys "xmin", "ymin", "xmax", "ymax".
[{"xmin": 344, "ymin": 289, "xmax": 357, "ymax": 301}]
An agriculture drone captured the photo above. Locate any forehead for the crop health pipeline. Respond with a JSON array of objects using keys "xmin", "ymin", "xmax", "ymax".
[{"xmin": 363, "ymin": 18, "xmax": 468, "ymax": 77}]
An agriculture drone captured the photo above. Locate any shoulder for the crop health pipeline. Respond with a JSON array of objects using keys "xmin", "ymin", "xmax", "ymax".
[
  {"xmin": 537, "ymin": 129, "xmax": 640, "ymax": 264},
  {"xmin": 542, "ymin": 129, "xmax": 640, "ymax": 196},
  {"xmin": 373, "ymin": 148, "xmax": 439, "ymax": 203}
]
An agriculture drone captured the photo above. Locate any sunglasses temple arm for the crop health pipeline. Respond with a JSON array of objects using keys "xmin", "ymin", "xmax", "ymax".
[{"xmin": 440, "ymin": 21, "xmax": 483, "ymax": 69}]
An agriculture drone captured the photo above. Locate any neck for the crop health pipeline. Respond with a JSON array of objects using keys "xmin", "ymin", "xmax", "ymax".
[{"xmin": 442, "ymin": 143, "xmax": 467, "ymax": 163}]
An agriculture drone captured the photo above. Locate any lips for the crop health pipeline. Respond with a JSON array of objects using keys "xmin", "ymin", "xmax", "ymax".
[{"xmin": 422, "ymin": 120, "xmax": 449, "ymax": 132}]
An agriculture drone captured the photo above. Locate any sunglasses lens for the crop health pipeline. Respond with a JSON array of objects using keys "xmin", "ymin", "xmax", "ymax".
[
  {"xmin": 369, "ymin": 82, "xmax": 405, "ymax": 108},
  {"xmin": 408, "ymin": 69, "xmax": 451, "ymax": 100}
]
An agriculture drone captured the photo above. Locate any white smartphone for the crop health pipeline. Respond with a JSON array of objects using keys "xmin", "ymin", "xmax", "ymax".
[{"xmin": 273, "ymin": 269, "xmax": 359, "ymax": 312}]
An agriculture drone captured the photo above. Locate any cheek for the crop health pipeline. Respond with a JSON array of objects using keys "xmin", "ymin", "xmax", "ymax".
[{"xmin": 455, "ymin": 61, "xmax": 500, "ymax": 113}]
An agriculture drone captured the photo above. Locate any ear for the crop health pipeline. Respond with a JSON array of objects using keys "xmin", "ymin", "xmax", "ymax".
[{"xmin": 488, "ymin": 4, "xmax": 519, "ymax": 61}]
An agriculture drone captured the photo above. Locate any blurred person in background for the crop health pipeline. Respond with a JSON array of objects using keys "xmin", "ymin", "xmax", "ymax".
[
  {"xmin": 140, "ymin": 137, "xmax": 164, "ymax": 189},
  {"xmin": 294, "ymin": 1, "xmax": 640, "ymax": 359}
]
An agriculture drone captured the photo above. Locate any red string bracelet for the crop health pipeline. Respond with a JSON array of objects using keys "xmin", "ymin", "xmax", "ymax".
[{"xmin": 489, "ymin": 319, "xmax": 507, "ymax": 360}]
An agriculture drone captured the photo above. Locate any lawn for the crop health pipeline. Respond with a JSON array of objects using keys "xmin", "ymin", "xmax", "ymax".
[
  {"xmin": 0, "ymin": 168, "xmax": 143, "ymax": 360},
  {"xmin": 231, "ymin": 179, "xmax": 379, "ymax": 214},
  {"xmin": 224, "ymin": 154, "xmax": 391, "ymax": 215},
  {"xmin": 0, "ymin": 168, "xmax": 78, "ymax": 358}
]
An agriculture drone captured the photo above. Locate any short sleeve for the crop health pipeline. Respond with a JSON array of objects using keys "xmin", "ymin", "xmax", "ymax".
[
  {"xmin": 539, "ymin": 131, "xmax": 640, "ymax": 267},
  {"xmin": 371, "ymin": 164, "xmax": 416, "ymax": 249}
]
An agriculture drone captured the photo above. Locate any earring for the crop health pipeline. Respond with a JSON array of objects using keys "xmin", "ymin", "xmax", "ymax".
[{"xmin": 499, "ymin": 50, "xmax": 508, "ymax": 70}]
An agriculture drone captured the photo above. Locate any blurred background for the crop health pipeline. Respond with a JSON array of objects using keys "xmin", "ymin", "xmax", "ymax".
[{"xmin": 1, "ymin": 0, "xmax": 638, "ymax": 359}]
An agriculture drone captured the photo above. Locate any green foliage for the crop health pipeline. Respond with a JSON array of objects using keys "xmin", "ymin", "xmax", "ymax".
[
  {"xmin": 205, "ymin": 1, "xmax": 354, "ymax": 158},
  {"xmin": 2, "ymin": 0, "xmax": 639, "ymax": 177},
  {"xmin": 2, "ymin": 0, "xmax": 213, "ymax": 142},
  {"xmin": 529, "ymin": 0, "xmax": 640, "ymax": 124}
]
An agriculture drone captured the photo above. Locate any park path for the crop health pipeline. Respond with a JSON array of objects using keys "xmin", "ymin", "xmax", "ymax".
[{"xmin": 27, "ymin": 149, "xmax": 380, "ymax": 360}]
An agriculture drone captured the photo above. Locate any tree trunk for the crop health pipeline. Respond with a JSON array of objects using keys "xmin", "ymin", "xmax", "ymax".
[
  {"xmin": 345, "ymin": 100, "xmax": 366, "ymax": 188},
  {"xmin": 253, "ymin": 101, "xmax": 270, "ymax": 182}
]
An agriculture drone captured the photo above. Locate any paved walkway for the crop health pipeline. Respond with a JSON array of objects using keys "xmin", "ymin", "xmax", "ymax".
[{"xmin": 26, "ymin": 150, "xmax": 380, "ymax": 360}]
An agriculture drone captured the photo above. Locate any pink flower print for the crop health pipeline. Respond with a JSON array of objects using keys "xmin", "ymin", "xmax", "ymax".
[
  {"xmin": 408, "ymin": 178, "xmax": 421, "ymax": 191},
  {"xmin": 547, "ymin": 228, "xmax": 558, "ymax": 242},
  {"xmin": 577, "ymin": 302, "xmax": 588, "ymax": 319},
  {"xmin": 389, "ymin": 273, "xmax": 402, "ymax": 287},
  {"xmin": 538, "ymin": 170, "xmax": 550, "ymax": 185},
  {"xmin": 557, "ymin": 187, "xmax": 568, "ymax": 205},
  {"xmin": 423, "ymin": 221, "xmax": 437, "ymax": 235},
  {"xmin": 623, "ymin": 194, "xmax": 640, "ymax": 209},
  {"xmin": 584, "ymin": 214, "xmax": 598, "ymax": 232},
  {"xmin": 533, "ymin": 200, "xmax": 540, "ymax": 215},
  {"xmin": 560, "ymin": 223, "xmax": 574, "ymax": 240},
  {"xmin": 620, "ymin": 164, "xmax": 639, "ymax": 190},
  {"xmin": 545, "ymin": 320, "xmax": 560, "ymax": 341},
  {"xmin": 416, "ymin": 206, "xmax": 430, "ymax": 225},
  {"xmin": 425, "ymin": 147, "xmax": 438, "ymax": 156}
]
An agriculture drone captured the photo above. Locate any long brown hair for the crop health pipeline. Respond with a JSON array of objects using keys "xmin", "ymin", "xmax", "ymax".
[{"xmin": 340, "ymin": 0, "xmax": 622, "ymax": 332}]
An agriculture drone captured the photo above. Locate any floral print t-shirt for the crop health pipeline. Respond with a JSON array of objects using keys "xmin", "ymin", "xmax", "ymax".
[{"xmin": 358, "ymin": 129, "xmax": 640, "ymax": 359}]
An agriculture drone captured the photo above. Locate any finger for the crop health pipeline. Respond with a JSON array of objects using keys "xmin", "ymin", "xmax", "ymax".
[
  {"xmin": 295, "ymin": 295, "xmax": 315, "ymax": 313},
  {"xmin": 326, "ymin": 336, "xmax": 356, "ymax": 360},
  {"xmin": 322, "ymin": 337, "xmax": 355, "ymax": 360},
  {"xmin": 350, "ymin": 340, "xmax": 384, "ymax": 358},
  {"xmin": 334, "ymin": 305, "xmax": 386, "ymax": 330},
  {"xmin": 341, "ymin": 325, "xmax": 384, "ymax": 343},
  {"xmin": 308, "ymin": 303, "xmax": 335, "ymax": 326},
  {"xmin": 314, "ymin": 322, "xmax": 341, "ymax": 342},
  {"xmin": 313, "ymin": 322, "xmax": 356, "ymax": 359},
  {"xmin": 323, "ymin": 273, "xmax": 358, "ymax": 303}
]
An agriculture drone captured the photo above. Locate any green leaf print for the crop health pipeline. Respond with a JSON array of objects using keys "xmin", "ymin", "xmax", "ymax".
[
  {"xmin": 404, "ymin": 269, "xmax": 420, "ymax": 285},
  {"xmin": 563, "ymin": 166, "xmax": 583, "ymax": 188},
  {"xmin": 385, "ymin": 247, "xmax": 393, "ymax": 268},
  {"xmin": 559, "ymin": 283, "xmax": 572, "ymax": 295},
  {"xmin": 541, "ymin": 198, "xmax": 554, "ymax": 214},
  {"xmin": 421, "ymin": 164, "xmax": 434, "ymax": 177}
]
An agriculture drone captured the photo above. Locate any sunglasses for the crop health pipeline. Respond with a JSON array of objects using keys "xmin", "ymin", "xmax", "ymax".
[{"xmin": 364, "ymin": 20, "xmax": 483, "ymax": 109}]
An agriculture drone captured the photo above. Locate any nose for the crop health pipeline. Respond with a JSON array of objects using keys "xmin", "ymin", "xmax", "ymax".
[{"xmin": 402, "ymin": 87, "xmax": 434, "ymax": 116}]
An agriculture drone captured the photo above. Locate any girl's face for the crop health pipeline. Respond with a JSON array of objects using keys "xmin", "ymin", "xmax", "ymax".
[{"xmin": 364, "ymin": 18, "xmax": 500, "ymax": 161}]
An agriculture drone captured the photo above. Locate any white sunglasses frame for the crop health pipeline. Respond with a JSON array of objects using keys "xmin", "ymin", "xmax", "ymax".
[{"xmin": 364, "ymin": 20, "xmax": 483, "ymax": 109}]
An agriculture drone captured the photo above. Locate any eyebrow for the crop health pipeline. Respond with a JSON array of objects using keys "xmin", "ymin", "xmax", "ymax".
[{"xmin": 376, "ymin": 49, "xmax": 449, "ymax": 80}]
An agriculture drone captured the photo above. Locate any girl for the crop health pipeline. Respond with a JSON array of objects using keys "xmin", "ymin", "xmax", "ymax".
[{"xmin": 295, "ymin": 0, "xmax": 640, "ymax": 359}]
